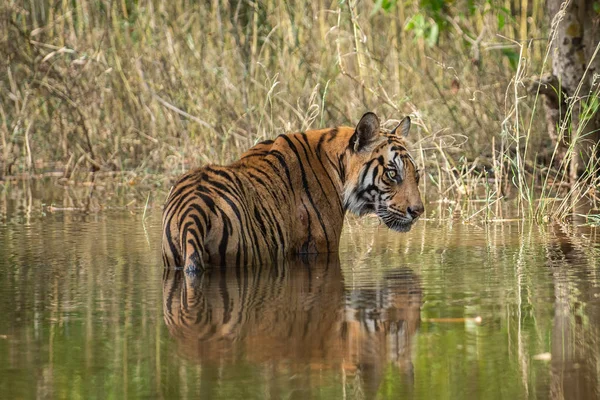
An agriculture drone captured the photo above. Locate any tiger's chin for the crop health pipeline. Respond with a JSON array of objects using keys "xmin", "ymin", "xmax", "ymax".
[
  {"xmin": 381, "ymin": 218, "xmax": 414, "ymax": 232},
  {"xmin": 376, "ymin": 210, "xmax": 416, "ymax": 232},
  {"xmin": 348, "ymin": 204, "xmax": 416, "ymax": 232}
]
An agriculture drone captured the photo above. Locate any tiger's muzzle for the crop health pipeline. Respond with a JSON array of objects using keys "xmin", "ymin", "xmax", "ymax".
[{"xmin": 376, "ymin": 203, "xmax": 423, "ymax": 232}]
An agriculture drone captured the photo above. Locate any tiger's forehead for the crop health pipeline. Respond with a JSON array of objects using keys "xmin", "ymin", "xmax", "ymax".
[
  {"xmin": 373, "ymin": 133, "xmax": 410, "ymax": 154},
  {"xmin": 373, "ymin": 134, "xmax": 417, "ymax": 172}
]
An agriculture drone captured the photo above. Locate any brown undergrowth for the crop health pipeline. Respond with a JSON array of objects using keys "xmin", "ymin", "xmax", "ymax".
[{"xmin": 1, "ymin": 1, "xmax": 598, "ymax": 221}]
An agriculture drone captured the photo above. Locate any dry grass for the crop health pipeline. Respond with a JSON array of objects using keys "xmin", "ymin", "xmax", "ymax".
[{"xmin": 1, "ymin": 0, "xmax": 597, "ymax": 220}]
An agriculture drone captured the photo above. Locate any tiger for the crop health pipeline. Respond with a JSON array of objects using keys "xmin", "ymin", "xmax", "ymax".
[
  {"xmin": 162, "ymin": 112, "xmax": 424, "ymax": 270},
  {"xmin": 162, "ymin": 255, "xmax": 422, "ymax": 396}
]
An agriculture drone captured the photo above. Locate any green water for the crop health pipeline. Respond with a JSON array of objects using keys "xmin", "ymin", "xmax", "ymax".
[{"xmin": 1, "ymin": 183, "xmax": 600, "ymax": 399}]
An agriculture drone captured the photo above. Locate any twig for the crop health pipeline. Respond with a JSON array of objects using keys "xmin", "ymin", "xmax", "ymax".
[
  {"xmin": 153, "ymin": 93, "xmax": 217, "ymax": 133},
  {"xmin": 465, "ymin": 196, "xmax": 504, "ymax": 221}
]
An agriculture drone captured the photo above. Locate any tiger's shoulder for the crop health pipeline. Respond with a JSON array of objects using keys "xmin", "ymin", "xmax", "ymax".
[{"xmin": 240, "ymin": 138, "xmax": 275, "ymax": 160}]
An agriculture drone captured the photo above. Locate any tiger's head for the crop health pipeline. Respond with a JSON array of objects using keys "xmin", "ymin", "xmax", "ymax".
[{"xmin": 344, "ymin": 112, "xmax": 424, "ymax": 232}]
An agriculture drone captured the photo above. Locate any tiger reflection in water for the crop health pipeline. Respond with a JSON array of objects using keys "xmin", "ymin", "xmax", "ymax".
[{"xmin": 162, "ymin": 255, "xmax": 422, "ymax": 397}]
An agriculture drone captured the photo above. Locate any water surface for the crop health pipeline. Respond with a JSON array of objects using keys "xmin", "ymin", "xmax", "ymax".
[{"xmin": 1, "ymin": 183, "xmax": 600, "ymax": 399}]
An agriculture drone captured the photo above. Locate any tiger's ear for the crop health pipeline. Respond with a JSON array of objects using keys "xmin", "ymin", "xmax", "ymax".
[
  {"xmin": 391, "ymin": 116, "xmax": 411, "ymax": 138},
  {"xmin": 352, "ymin": 112, "xmax": 380, "ymax": 152}
]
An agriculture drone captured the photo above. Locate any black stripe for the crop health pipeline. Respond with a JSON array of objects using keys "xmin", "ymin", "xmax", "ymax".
[
  {"xmin": 204, "ymin": 171, "xmax": 264, "ymax": 263},
  {"xmin": 163, "ymin": 173, "xmax": 203, "ymax": 216},
  {"xmin": 280, "ymin": 135, "xmax": 330, "ymax": 251},
  {"xmin": 358, "ymin": 158, "xmax": 378, "ymax": 183},
  {"xmin": 309, "ymin": 134, "xmax": 344, "ymax": 216},
  {"xmin": 338, "ymin": 152, "xmax": 346, "ymax": 185},
  {"xmin": 164, "ymin": 221, "xmax": 182, "ymax": 267},
  {"xmin": 297, "ymin": 133, "xmax": 342, "ymax": 234},
  {"xmin": 218, "ymin": 209, "xmax": 231, "ymax": 264},
  {"xmin": 269, "ymin": 150, "xmax": 296, "ymax": 195},
  {"xmin": 246, "ymin": 168, "xmax": 288, "ymax": 205},
  {"xmin": 220, "ymin": 270, "xmax": 232, "ymax": 324}
]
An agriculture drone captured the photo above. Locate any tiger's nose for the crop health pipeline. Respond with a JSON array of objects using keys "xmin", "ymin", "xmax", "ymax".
[{"xmin": 407, "ymin": 204, "xmax": 424, "ymax": 219}]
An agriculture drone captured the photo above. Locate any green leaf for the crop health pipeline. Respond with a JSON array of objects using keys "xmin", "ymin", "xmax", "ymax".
[
  {"xmin": 581, "ymin": 96, "xmax": 600, "ymax": 122},
  {"xmin": 497, "ymin": 13, "xmax": 505, "ymax": 30},
  {"xmin": 427, "ymin": 22, "xmax": 439, "ymax": 47},
  {"xmin": 468, "ymin": 0, "xmax": 476, "ymax": 15},
  {"xmin": 405, "ymin": 13, "xmax": 427, "ymax": 38},
  {"xmin": 371, "ymin": 0, "xmax": 396, "ymax": 15},
  {"xmin": 383, "ymin": 0, "xmax": 397, "ymax": 12},
  {"xmin": 501, "ymin": 48, "xmax": 519, "ymax": 71}
]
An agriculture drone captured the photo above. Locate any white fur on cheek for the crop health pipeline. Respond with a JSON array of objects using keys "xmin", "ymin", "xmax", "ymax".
[{"xmin": 343, "ymin": 165, "xmax": 377, "ymax": 215}]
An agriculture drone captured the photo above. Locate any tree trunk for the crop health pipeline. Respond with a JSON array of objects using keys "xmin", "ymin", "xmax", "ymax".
[{"xmin": 545, "ymin": 0, "xmax": 600, "ymax": 182}]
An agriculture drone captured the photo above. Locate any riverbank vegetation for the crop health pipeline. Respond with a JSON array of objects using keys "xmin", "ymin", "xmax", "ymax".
[{"xmin": 1, "ymin": 0, "xmax": 599, "ymax": 221}]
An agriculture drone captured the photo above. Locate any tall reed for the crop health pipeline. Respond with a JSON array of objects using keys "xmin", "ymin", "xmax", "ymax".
[{"xmin": 4, "ymin": 0, "xmax": 597, "ymax": 221}]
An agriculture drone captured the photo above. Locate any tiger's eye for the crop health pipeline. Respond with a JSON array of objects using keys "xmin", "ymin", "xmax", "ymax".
[{"xmin": 387, "ymin": 170, "xmax": 397, "ymax": 180}]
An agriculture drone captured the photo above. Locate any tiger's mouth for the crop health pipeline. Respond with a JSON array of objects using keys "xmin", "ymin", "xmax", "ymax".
[
  {"xmin": 376, "ymin": 209, "xmax": 416, "ymax": 232},
  {"xmin": 349, "ymin": 202, "xmax": 419, "ymax": 233}
]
